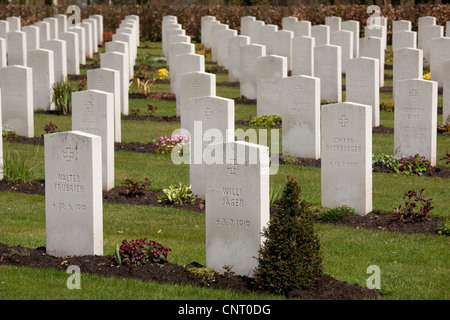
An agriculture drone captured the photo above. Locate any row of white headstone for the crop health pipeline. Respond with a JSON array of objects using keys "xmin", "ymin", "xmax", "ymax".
[
  {"xmin": 0, "ymin": 13, "xmax": 139, "ymax": 258},
  {"xmin": 162, "ymin": 14, "xmax": 448, "ymax": 276}
]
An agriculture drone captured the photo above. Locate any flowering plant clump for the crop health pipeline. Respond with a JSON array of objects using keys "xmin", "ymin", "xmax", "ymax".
[
  {"xmin": 394, "ymin": 154, "xmax": 430, "ymax": 176},
  {"xmin": 2, "ymin": 130, "xmax": 17, "ymax": 142},
  {"xmin": 423, "ymin": 72, "xmax": 431, "ymax": 80},
  {"xmin": 153, "ymin": 134, "xmax": 189, "ymax": 155},
  {"xmin": 393, "ymin": 188, "xmax": 434, "ymax": 222},
  {"xmin": 158, "ymin": 68, "xmax": 169, "ymax": 80},
  {"xmin": 119, "ymin": 177, "xmax": 151, "ymax": 197},
  {"xmin": 114, "ymin": 238, "xmax": 171, "ymax": 266}
]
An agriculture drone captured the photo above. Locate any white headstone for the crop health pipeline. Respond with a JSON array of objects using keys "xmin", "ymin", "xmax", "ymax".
[
  {"xmin": 72, "ymin": 89, "xmax": 115, "ymax": 191},
  {"xmin": 172, "ymin": 52, "xmax": 205, "ymax": 96},
  {"xmin": 201, "ymin": 16, "xmax": 216, "ymax": 45},
  {"xmin": 90, "ymin": 15, "xmax": 104, "ymax": 44},
  {"xmin": 7, "ymin": 31, "xmax": 27, "ymax": 66},
  {"xmin": 273, "ymin": 30, "xmax": 293, "ymax": 71},
  {"xmin": 392, "ymin": 20, "xmax": 411, "ymax": 33},
  {"xmin": 205, "ymin": 141, "xmax": 270, "ymax": 277},
  {"xmin": 346, "ymin": 57, "xmax": 380, "ymax": 127},
  {"xmin": 326, "ymin": 16, "xmax": 341, "ymax": 33},
  {"xmin": 342, "ymin": 20, "xmax": 359, "ymax": 58},
  {"xmin": 359, "ymin": 37, "xmax": 384, "ymax": 87},
  {"xmin": 282, "ymin": 16, "xmax": 298, "ymax": 32},
  {"xmin": 281, "ymin": 75, "xmax": 320, "ymax": 159},
  {"xmin": 68, "ymin": 26, "xmax": 86, "ymax": 65},
  {"xmin": 248, "ymin": 20, "xmax": 265, "ymax": 45},
  {"xmin": 35, "ymin": 21, "xmax": 50, "ymax": 47},
  {"xmin": 0, "ymin": 88, "xmax": 2, "ymax": 180},
  {"xmin": 314, "ymin": 44, "xmax": 342, "ymax": 102},
  {"xmin": 444, "ymin": 59, "xmax": 450, "ymax": 123},
  {"xmin": 112, "ymin": 32, "xmax": 134, "ymax": 76},
  {"xmin": 43, "ymin": 17, "xmax": 58, "ymax": 40},
  {"xmin": 321, "ymin": 102, "xmax": 372, "ymax": 215},
  {"xmin": 7, "ymin": 16, "xmax": 20, "ymax": 32},
  {"xmin": 28, "ymin": 48, "xmax": 54, "ymax": 111},
  {"xmin": 259, "ymin": 24, "xmax": 278, "ymax": 55},
  {"xmin": 211, "ymin": 23, "xmax": 229, "ymax": 63},
  {"xmin": 107, "ymin": 38, "xmax": 132, "ymax": 78},
  {"xmin": 22, "ymin": 25, "xmax": 39, "ymax": 50},
  {"xmin": 292, "ymin": 36, "xmax": 315, "ymax": 77},
  {"xmin": 41, "ymin": 39, "xmax": 67, "ymax": 82},
  {"xmin": 421, "ymin": 24, "xmax": 443, "ymax": 63},
  {"xmin": 293, "ymin": 20, "xmax": 311, "ymax": 37},
  {"xmin": 59, "ymin": 31, "xmax": 80, "ymax": 75},
  {"xmin": 185, "ymin": 96, "xmax": 235, "ymax": 199},
  {"xmin": 364, "ymin": 25, "xmax": 386, "ymax": 50},
  {"xmin": 0, "ymin": 20, "xmax": 8, "ymax": 39},
  {"xmin": 311, "ymin": 25, "xmax": 330, "ymax": 46},
  {"xmin": 240, "ymin": 44, "xmax": 266, "ymax": 99},
  {"xmin": 80, "ymin": 21, "xmax": 93, "ymax": 59},
  {"xmin": 202, "ymin": 19, "xmax": 219, "ymax": 49},
  {"xmin": 87, "ymin": 68, "xmax": 121, "ymax": 142},
  {"xmin": 393, "ymin": 47, "xmax": 423, "ymax": 98},
  {"xmin": 0, "ymin": 38, "xmax": 6, "ymax": 67},
  {"xmin": 100, "ymin": 51, "xmax": 129, "ymax": 115},
  {"xmin": 178, "ymin": 71, "xmax": 216, "ymax": 121},
  {"xmin": 217, "ymin": 28, "xmax": 237, "ymax": 68},
  {"xmin": 83, "ymin": 18, "xmax": 98, "ymax": 54},
  {"xmin": 227, "ymin": 35, "xmax": 250, "ymax": 82},
  {"xmin": 54, "ymin": 14, "xmax": 68, "ymax": 34},
  {"xmin": 256, "ymin": 55, "xmax": 288, "ymax": 117},
  {"xmin": 168, "ymin": 41, "xmax": 194, "ymax": 70},
  {"xmin": 240, "ymin": 16, "xmax": 255, "ymax": 36},
  {"xmin": 394, "ymin": 79, "xmax": 437, "ymax": 166},
  {"xmin": 331, "ymin": 30, "xmax": 353, "ymax": 73},
  {"xmin": 430, "ymin": 37, "xmax": 450, "ymax": 87},
  {"xmin": 0, "ymin": 65, "xmax": 34, "ymax": 137},
  {"xmin": 418, "ymin": 16, "xmax": 436, "ymax": 49},
  {"xmin": 45, "ymin": 131, "xmax": 103, "ymax": 257},
  {"xmin": 392, "ymin": 30, "xmax": 417, "ymax": 50}
]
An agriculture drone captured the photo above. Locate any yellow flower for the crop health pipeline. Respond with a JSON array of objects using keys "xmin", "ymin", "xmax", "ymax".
[
  {"xmin": 158, "ymin": 68, "xmax": 169, "ymax": 80},
  {"xmin": 423, "ymin": 73, "xmax": 431, "ymax": 80}
]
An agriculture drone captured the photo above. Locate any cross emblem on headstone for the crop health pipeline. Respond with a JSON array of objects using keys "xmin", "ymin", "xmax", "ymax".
[
  {"xmin": 204, "ymin": 107, "xmax": 213, "ymax": 120},
  {"xmin": 226, "ymin": 164, "xmax": 238, "ymax": 175},
  {"xmin": 63, "ymin": 147, "xmax": 74, "ymax": 163},
  {"xmin": 409, "ymin": 89, "xmax": 418, "ymax": 100},
  {"xmin": 338, "ymin": 115, "xmax": 348, "ymax": 128},
  {"xmin": 85, "ymin": 100, "xmax": 94, "ymax": 112}
]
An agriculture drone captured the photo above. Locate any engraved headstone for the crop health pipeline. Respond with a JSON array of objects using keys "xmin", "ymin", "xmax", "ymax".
[
  {"xmin": 240, "ymin": 44, "xmax": 266, "ymax": 99},
  {"xmin": 292, "ymin": 36, "xmax": 314, "ymax": 77},
  {"xmin": 87, "ymin": 68, "xmax": 121, "ymax": 142},
  {"xmin": 28, "ymin": 48, "xmax": 54, "ymax": 111},
  {"xmin": 418, "ymin": 16, "xmax": 436, "ymax": 49},
  {"xmin": 7, "ymin": 31, "xmax": 27, "ymax": 66},
  {"xmin": 393, "ymin": 47, "xmax": 423, "ymax": 98},
  {"xmin": 342, "ymin": 20, "xmax": 359, "ymax": 58},
  {"xmin": 205, "ymin": 141, "xmax": 270, "ymax": 277},
  {"xmin": 0, "ymin": 65, "xmax": 34, "ymax": 137},
  {"xmin": 201, "ymin": 16, "xmax": 216, "ymax": 45},
  {"xmin": 100, "ymin": 51, "xmax": 129, "ymax": 115},
  {"xmin": 59, "ymin": 31, "xmax": 80, "ymax": 75},
  {"xmin": 392, "ymin": 30, "xmax": 417, "ymax": 50},
  {"xmin": 256, "ymin": 55, "xmax": 288, "ymax": 117},
  {"xmin": 311, "ymin": 25, "xmax": 330, "ymax": 46},
  {"xmin": 68, "ymin": 26, "xmax": 86, "ymax": 65},
  {"xmin": 346, "ymin": 57, "xmax": 380, "ymax": 127},
  {"xmin": 331, "ymin": 30, "xmax": 353, "ymax": 73},
  {"xmin": 45, "ymin": 131, "xmax": 103, "ymax": 257},
  {"xmin": 314, "ymin": 44, "xmax": 341, "ymax": 102},
  {"xmin": 72, "ymin": 89, "xmax": 115, "ymax": 191},
  {"xmin": 292, "ymin": 20, "xmax": 311, "ymax": 37},
  {"xmin": 321, "ymin": 102, "xmax": 372, "ymax": 215},
  {"xmin": 394, "ymin": 79, "xmax": 437, "ymax": 166},
  {"xmin": 359, "ymin": 37, "xmax": 384, "ymax": 87},
  {"xmin": 273, "ymin": 30, "xmax": 293, "ymax": 71},
  {"xmin": 227, "ymin": 35, "xmax": 250, "ymax": 82},
  {"xmin": 22, "ymin": 25, "xmax": 40, "ymax": 50},
  {"xmin": 185, "ymin": 96, "xmax": 235, "ymax": 199},
  {"xmin": 41, "ymin": 39, "xmax": 67, "ymax": 82},
  {"xmin": 172, "ymin": 52, "xmax": 204, "ymax": 96},
  {"xmin": 217, "ymin": 28, "xmax": 237, "ymax": 68},
  {"xmin": 281, "ymin": 75, "xmax": 320, "ymax": 159},
  {"xmin": 430, "ymin": 37, "xmax": 450, "ymax": 87},
  {"xmin": 240, "ymin": 16, "xmax": 255, "ymax": 37}
]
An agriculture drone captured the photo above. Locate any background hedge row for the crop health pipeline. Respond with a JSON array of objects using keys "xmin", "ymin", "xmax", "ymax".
[{"xmin": 1, "ymin": 4, "xmax": 449, "ymax": 43}]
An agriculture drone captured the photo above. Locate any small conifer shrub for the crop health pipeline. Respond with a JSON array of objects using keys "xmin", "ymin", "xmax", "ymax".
[{"xmin": 253, "ymin": 178, "xmax": 324, "ymax": 295}]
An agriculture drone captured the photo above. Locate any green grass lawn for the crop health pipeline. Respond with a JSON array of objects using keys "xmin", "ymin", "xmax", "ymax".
[{"xmin": 1, "ymin": 40, "xmax": 449, "ymax": 301}]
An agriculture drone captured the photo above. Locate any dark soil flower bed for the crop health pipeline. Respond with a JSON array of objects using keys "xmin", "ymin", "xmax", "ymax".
[{"xmin": 0, "ymin": 242, "xmax": 380, "ymax": 300}]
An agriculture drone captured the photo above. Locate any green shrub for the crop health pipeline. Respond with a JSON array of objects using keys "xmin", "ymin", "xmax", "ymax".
[
  {"xmin": 436, "ymin": 219, "xmax": 450, "ymax": 236},
  {"xmin": 186, "ymin": 267, "xmax": 217, "ymax": 286},
  {"xmin": 380, "ymin": 101, "xmax": 395, "ymax": 112},
  {"xmin": 249, "ymin": 114, "xmax": 282, "ymax": 127},
  {"xmin": 158, "ymin": 183, "xmax": 196, "ymax": 205},
  {"xmin": 2, "ymin": 145, "xmax": 39, "ymax": 184},
  {"xmin": 253, "ymin": 178, "xmax": 324, "ymax": 295},
  {"xmin": 51, "ymin": 79, "xmax": 73, "ymax": 115},
  {"xmin": 316, "ymin": 205, "xmax": 357, "ymax": 223}
]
